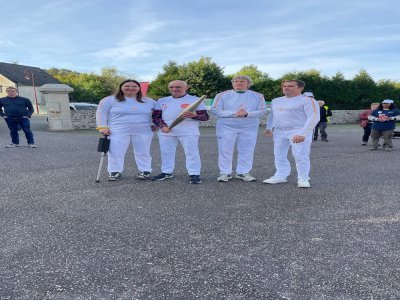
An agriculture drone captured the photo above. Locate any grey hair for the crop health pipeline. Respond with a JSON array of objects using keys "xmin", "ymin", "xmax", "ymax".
[{"xmin": 232, "ymin": 75, "xmax": 253, "ymax": 86}]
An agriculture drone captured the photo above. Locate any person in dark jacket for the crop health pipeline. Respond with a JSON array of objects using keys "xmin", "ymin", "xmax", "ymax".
[
  {"xmin": 0, "ymin": 86, "xmax": 37, "ymax": 148},
  {"xmin": 368, "ymin": 99, "xmax": 400, "ymax": 151},
  {"xmin": 313, "ymin": 100, "xmax": 332, "ymax": 141}
]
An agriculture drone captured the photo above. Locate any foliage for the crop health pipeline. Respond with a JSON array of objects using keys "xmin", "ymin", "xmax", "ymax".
[
  {"xmin": 147, "ymin": 61, "xmax": 180, "ymax": 98},
  {"xmin": 234, "ymin": 64, "xmax": 265, "ymax": 83},
  {"xmin": 178, "ymin": 57, "xmax": 230, "ymax": 97},
  {"xmin": 46, "ymin": 67, "xmax": 131, "ymax": 103},
  {"xmin": 48, "ymin": 62, "xmax": 400, "ymax": 109},
  {"xmin": 148, "ymin": 58, "xmax": 230, "ymax": 98}
]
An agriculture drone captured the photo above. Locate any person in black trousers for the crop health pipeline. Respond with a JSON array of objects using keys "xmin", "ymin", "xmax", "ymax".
[
  {"xmin": 359, "ymin": 102, "xmax": 379, "ymax": 145},
  {"xmin": 313, "ymin": 100, "xmax": 332, "ymax": 142}
]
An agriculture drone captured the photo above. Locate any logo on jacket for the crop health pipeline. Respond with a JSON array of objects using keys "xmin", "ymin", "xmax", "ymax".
[{"xmin": 181, "ymin": 103, "xmax": 189, "ymax": 108}]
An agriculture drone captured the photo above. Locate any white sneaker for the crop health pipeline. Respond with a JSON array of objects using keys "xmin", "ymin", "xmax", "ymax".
[
  {"xmin": 297, "ymin": 179, "xmax": 311, "ymax": 188},
  {"xmin": 217, "ymin": 174, "xmax": 232, "ymax": 182},
  {"xmin": 29, "ymin": 144, "xmax": 38, "ymax": 148},
  {"xmin": 236, "ymin": 173, "xmax": 256, "ymax": 182},
  {"xmin": 6, "ymin": 143, "xmax": 19, "ymax": 148},
  {"xmin": 263, "ymin": 176, "xmax": 287, "ymax": 184}
]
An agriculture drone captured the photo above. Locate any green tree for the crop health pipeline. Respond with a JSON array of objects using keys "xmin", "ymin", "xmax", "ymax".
[
  {"xmin": 100, "ymin": 67, "xmax": 133, "ymax": 95},
  {"xmin": 251, "ymin": 78, "xmax": 281, "ymax": 101},
  {"xmin": 178, "ymin": 57, "xmax": 229, "ymax": 97},
  {"xmin": 47, "ymin": 62, "xmax": 400, "ymax": 109},
  {"xmin": 234, "ymin": 64, "xmax": 265, "ymax": 83},
  {"xmin": 229, "ymin": 65, "xmax": 279, "ymax": 100},
  {"xmin": 279, "ymin": 69, "xmax": 325, "ymax": 95},
  {"xmin": 325, "ymin": 72, "xmax": 351, "ymax": 109},
  {"xmin": 148, "ymin": 57, "xmax": 229, "ymax": 98},
  {"xmin": 47, "ymin": 68, "xmax": 80, "ymax": 77},
  {"xmin": 376, "ymin": 80, "xmax": 399, "ymax": 102},
  {"xmin": 147, "ymin": 61, "xmax": 181, "ymax": 98},
  {"xmin": 350, "ymin": 69, "xmax": 377, "ymax": 109},
  {"xmin": 46, "ymin": 67, "xmax": 130, "ymax": 103}
]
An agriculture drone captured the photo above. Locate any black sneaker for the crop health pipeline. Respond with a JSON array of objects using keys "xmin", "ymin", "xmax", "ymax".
[
  {"xmin": 152, "ymin": 173, "xmax": 173, "ymax": 181},
  {"xmin": 136, "ymin": 171, "xmax": 151, "ymax": 180},
  {"xmin": 108, "ymin": 172, "xmax": 122, "ymax": 181},
  {"xmin": 189, "ymin": 175, "xmax": 202, "ymax": 184}
]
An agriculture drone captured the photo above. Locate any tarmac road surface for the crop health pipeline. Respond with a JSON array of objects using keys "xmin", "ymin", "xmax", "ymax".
[{"xmin": 1, "ymin": 117, "xmax": 399, "ymax": 299}]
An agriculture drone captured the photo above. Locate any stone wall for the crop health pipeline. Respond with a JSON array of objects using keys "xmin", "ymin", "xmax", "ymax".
[
  {"xmin": 71, "ymin": 110, "xmax": 364, "ymax": 129},
  {"xmin": 71, "ymin": 110, "xmax": 97, "ymax": 129}
]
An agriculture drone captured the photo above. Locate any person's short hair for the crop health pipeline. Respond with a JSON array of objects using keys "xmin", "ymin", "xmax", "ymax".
[
  {"xmin": 6, "ymin": 86, "xmax": 17, "ymax": 91},
  {"xmin": 283, "ymin": 79, "xmax": 305, "ymax": 88},
  {"xmin": 232, "ymin": 75, "xmax": 253, "ymax": 86},
  {"xmin": 371, "ymin": 102, "xmax": 379, "ymax": 107},
  {"xmin": 168, "ymin": 80, "xmax": 188, "ymax": 88}
]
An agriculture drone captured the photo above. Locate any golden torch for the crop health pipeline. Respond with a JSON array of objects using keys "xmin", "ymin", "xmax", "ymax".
[{"xmin": 168, "ymin": 95, "xmax": 207, "ymax": 130}]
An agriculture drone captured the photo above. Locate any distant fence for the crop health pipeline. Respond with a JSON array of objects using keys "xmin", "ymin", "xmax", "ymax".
[{"xmin": 71, "ymin": 110, "xmax": 365, "ymax": 130}]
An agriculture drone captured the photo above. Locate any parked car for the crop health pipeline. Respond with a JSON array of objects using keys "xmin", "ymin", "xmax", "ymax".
[{"xmin": 69, "ymin": 102, "xmax": 99, "ymax": 110}]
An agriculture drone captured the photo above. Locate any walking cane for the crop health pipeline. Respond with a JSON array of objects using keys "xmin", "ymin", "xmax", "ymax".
[{"xmin": 95, "ymin": 130, "xmax": 110, "ymax": 183}]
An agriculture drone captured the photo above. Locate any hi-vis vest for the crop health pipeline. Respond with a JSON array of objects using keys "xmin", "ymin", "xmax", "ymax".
[{"xmin": 323, "ymin": 105, "xmax": 330, "ymax": 123}]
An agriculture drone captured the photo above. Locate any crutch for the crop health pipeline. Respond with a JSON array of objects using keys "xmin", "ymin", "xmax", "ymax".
[{"xmin": 95, "ymin": 133, "xmax": 110, "ymax": 183}]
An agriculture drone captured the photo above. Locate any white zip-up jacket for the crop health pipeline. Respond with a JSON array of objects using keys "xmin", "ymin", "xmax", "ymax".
[{"xmin": 266, "ymin": 95, "xmax": 320, "ymax": 136}]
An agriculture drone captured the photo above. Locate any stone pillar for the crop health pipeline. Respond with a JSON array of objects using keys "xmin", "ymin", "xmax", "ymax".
[{"xmin": 38, "ymin": 84, "xmax": 74, "ymax": 131}]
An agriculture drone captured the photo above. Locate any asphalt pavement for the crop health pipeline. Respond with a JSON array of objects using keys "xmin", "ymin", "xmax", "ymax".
[{"xmin": 1, "ymin": 116, "xmax": 399, "ymax": 299}]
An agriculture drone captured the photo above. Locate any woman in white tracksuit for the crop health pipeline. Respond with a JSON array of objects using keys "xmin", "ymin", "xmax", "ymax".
[
  {"xmin": 211, "ymin": 75, "xmax": 267, "ymax": 182},
  {"xmin": 96, "ymin": 79, "xmax": 156, "ymax": 181},
  {"xmin": 264, "ymin": 80, "xmax": 320, "ymax": 188}
]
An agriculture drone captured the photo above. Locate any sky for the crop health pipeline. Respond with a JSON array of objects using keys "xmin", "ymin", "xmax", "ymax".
[{"xmin": 1, "ymin": 0, "xmax": 399, "ymax": 82}]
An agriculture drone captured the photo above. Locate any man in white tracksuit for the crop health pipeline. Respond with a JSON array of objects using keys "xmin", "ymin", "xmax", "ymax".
[
  {"xmin": 263, "ymin": 79, "xmax": 320, "ymax": 188},
  {"xmin": 152, "ymin": 80, "xmax": 209, "ymax": 184},
  {"xmin": 211, "ymin": 75, "xmax": 267, "ymax": 182}
]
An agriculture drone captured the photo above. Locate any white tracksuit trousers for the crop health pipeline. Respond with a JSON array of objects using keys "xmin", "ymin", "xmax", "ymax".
[
  {"xmin": 272, "ymin": 129, "xmax": 312, "ymax": 180},
  {"xmin": 217, "ymin": 126, "xmax": 258, "ymax": 174},
  {"xmin": 158, "ymin": 135, "xmax": 201, "ymax": 175},
  {"xmin": 108, "ymin": 125, "xmax": 153, "ymax": 173}
]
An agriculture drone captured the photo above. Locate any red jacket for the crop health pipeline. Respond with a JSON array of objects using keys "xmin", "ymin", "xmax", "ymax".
[{"xmin": 359, "ymin": 109, "xmax": 372, "ymax": 127}]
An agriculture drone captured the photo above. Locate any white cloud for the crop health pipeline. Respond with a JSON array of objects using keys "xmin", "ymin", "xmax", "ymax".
[{"xmin": 1, "ymin": 0, "xmax": 399, "ymax": 81}]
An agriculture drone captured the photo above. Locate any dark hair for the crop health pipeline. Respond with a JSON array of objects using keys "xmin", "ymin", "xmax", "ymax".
[
  {"xmin": 378, "ymin": 103, "xmax": 396, "ymax": 110},
  {"xmin": 282, "ymin": 79, "xmax": 306, "ymax": 88},
  {"xmin": 115, "ymin": 79, "xmax": 144, "ymax": 103}
]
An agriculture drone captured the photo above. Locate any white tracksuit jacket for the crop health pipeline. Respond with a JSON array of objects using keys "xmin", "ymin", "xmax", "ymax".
[
  {"xmin": 96, "ymin": 96, "xmax": 156, "ymax": 173},
  {"xmin": 155, "ymin": 94, "xmax": 207, "ymax": 175},
  {"xmin": 266, "ymin": 95, "xmax": 320, "ymax": 180},
  {"xmin": 211, "ymin": 90, "xmax": 267, "ymax": 175}
]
